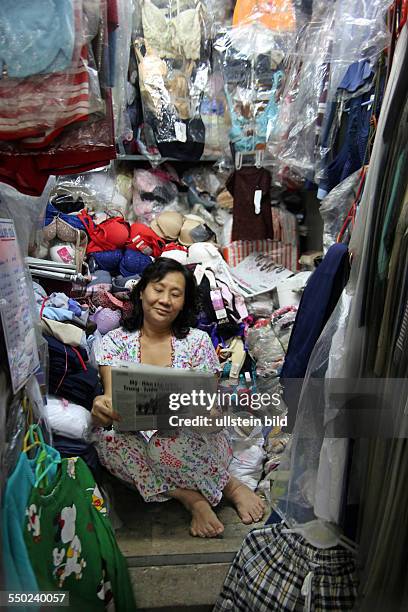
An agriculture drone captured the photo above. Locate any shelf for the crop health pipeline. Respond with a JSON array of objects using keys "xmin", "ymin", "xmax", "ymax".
[{"xmin": 116, "ymin": 153, "xmax": 220, "ymax": 163}]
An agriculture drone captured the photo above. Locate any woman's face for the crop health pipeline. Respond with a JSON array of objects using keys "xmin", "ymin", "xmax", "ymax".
[{"xmin": 140, "ymin": 271, "xmax": 186, "ymax": 329}]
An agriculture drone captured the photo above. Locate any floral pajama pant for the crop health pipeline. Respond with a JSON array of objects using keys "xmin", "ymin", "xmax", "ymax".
[{"xmin": 94, "ymin": 428, "xmax": 233, "ymax": 506}]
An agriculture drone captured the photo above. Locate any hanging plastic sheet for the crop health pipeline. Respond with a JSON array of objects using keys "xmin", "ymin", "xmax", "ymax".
[
  {"xmin": 267, "ymin": 0, "xmax": 392, "ymax": 184},
  {"xmin": 271, "ymin": 20, "xmax": 408, "ymax": 531},
  {"xmin": 214, "ymin": 22, "xmax": 291, "ymax": 167},
  {"xmin": 319, "ymin": 169, "xmax": 362, "ymax": 254},
  {"xmin": 132, "ymin": 0, "xmax": 213, "ymax": 159},
  {"xmin": 111, "ymin": 0, "xmax": 135, "ymax": 144}
]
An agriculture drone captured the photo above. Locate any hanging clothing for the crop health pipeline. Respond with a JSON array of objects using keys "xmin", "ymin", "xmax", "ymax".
[
  {"xmin": 280, "ymin": 243, "xmax": 350, "ymax": 401},
  {"xmin": 93, "ymin": 327, "xmax": 233, "ymax": 505},
  {"xmin": 227, "ymin": 167, "xmax": 273, "ymax": 242},
  {"xmin": 214, "ymin": 523, "xmax": 357, "ymax": 611},
  {"xmin": 2, "ymin": 446, "xmax": 60, "ymax": 595},
  {"xmin": 24, "ymin": 457, "xmax": 135, "ymax": 612}
]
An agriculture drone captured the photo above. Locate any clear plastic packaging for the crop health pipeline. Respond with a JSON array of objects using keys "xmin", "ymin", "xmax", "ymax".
[
  {"xmin": 231, "ymin": 0, "xmax": 311, "ymax": 33},
  {"xmin": 50, "ymin": 164, "xmax": 131, "ymax": 215},
  {"xmin": 0, "ymin": 0, "xmax": 111, "ymax": 147},
  {"xmin": 267, "ymin": 12, "xmax": 334, "ymax": 181},
  {"xmin": 132, "ymin": 0, "xmax": 213, "ymax": 155},
  {"xmin": 111, "ymin": 0, "xmax": 134, "ymax": 144},
  {"xmin": 319, "ymin": 169, "xmax": 361, "ymax": 254},
  {"xmin": 0, "ymin": 0, "xmax": 81, "ymax": 79},
  {"xmin": 132, "ymin": 167, "xmax": 179, "ymax": 224},
  {"xmin": 214, "ymin": 24, "xmax": 289, "ymax": 165},
  {"xmin": 200, "ymin": 73, "xmax": 231, "ymax": 158},
  {"xmin": 267, "ymin": 0, "xmax": 392, "ymax": 182},
  {"xmin": 247, "ymin": 321, "xmax": 285, "ymax": 377}
]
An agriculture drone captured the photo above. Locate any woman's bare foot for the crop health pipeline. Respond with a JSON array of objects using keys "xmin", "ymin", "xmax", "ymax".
[
  {"xmin": 223, "ymin": 476, "xmax": 265, "ymax": 525},
  {"xmin": 168, "ymin": 488, "xmax": 224, "ymax": 538},
  {"xmin": 189, "ymin": 499, "xmax": 224, "ymax": 538}
]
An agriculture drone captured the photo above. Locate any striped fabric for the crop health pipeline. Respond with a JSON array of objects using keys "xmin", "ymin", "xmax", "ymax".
[
  {"xmin": 223, "ymin": 207, "xmax": 299, "ymax": 270},
  {"xmin": 0, "ymin": 49, "xmax": 89, "ymax": 144}
]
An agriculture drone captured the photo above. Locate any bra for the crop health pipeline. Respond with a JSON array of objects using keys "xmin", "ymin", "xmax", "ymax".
[
  {"xmin": 42, "ymin": 217, "xmax": 88, "ymax": 273},
  {"xmin": 78, "ymin": 211, "xmax": 130, "ymax": 254},
  {"xmin": 142, "ymin": 0, "xmax": 202, "ymax": 60},
  {"xmin": 226, "ymin": 70, "xmax": 283, "ymax": 153}
]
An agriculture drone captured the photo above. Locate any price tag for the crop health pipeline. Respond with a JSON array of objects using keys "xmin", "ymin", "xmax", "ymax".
[
  {"xmin": 175, "ymin": 122, "xmax": 187, "ymax": 143},
  {"xmin": 254, "ymin": 189, "xmax": 262, "ymax": 214}
]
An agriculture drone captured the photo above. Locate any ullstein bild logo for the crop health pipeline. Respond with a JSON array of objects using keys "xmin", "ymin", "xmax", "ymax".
[{"xmin": 167, "ymin": 413, "xmax": 288, "ymax": 428}]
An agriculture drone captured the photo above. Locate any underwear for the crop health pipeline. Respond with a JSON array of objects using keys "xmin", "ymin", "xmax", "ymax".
[
  {"xmin": 78, "ymin": 211, "xmax": 130, "ymax": 254},
  {"xmin": 0, "ymin": 0, "xmax": 76, "ymax": 78},
  {"xmin": 141, "ymin": 0, "xmax": 202, "ymax": 60},
  {"xmin": 226, "ymin": 70, "xmax": 283, "ymax": 153}
]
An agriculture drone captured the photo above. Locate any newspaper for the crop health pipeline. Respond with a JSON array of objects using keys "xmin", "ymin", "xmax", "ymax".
[
  {"xmin": 111, "ymin": 363, "xmax": 218, "ymax": 431},
  {"xmin": 231, "ymin": 253, "xmax": 293, "ymax": 296}
]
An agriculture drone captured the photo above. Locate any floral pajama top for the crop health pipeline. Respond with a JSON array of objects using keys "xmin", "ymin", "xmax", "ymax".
[{"xmin": 93, "ymin": 327, "xmax": 232, "ymax": 505}]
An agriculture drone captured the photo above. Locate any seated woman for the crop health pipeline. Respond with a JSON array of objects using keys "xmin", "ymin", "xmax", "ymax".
[{"xmin": 92, "ymin": 258, "xmax": 265, "ymax": 538}]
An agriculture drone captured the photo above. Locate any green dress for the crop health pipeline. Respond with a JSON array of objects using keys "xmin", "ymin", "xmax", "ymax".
[{"xmin": 24, "ymin": 457, "xmax": 136, "ymax": 611}]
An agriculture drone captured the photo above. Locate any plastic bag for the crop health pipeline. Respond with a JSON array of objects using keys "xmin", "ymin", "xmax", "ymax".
[
  {"xmin": 0, "ymin": 0, "xmax": 81, "ymax": 79},
  {"xmin": 0, "ymin": 178, "xmax": 56, "ymax": 257},
  {"xmin": 247, "ymin": 321, "xmax": 285, "ymax": 377},
  {"xmin": 0, "ymin": 0, "xmax": 109, "ymax": 147},
  {"xmin": 132, "ymin": 167, "xmax": 179, "ymax": 224},
  {"xmin": 45, "ymin": 395, "xmax": 92, "ymax": 440},
  {"xmin": 319, "ymin": 169, "xmax": 362, "ymax": 254},
  {"xmin": 50, "ymin": 164, "xmax": 130, "ymax": 215},
  {"xmin": 268, "ymin": 0, "xmax": 392, "ymax": 182},
  {"xmin": 214, "ymin": 24, "xmax": 288, "ymax": 166},
  {"xmin": 132, "ymin": 0, "xmax": 213, "ymax": 156},
  {"xmin": 111, "ymin": 0, "xmax": 134, "ymax": 144}
]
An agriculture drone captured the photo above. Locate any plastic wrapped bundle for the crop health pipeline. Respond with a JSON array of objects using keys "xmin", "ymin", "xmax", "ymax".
[
  {"xmin": 132, "ymin": 168, "xmax": 179, "ymax": 224},
  {"xmin": 133, "ymin": 0, "xmax": 214, "ymax": 159}
]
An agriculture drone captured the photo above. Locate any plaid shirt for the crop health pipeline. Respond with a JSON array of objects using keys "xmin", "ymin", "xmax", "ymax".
[{"xmin": 214, "ymin": 524, "xmax": 357, "ymax": 611}]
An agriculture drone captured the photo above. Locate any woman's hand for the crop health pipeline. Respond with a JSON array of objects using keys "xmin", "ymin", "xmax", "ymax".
[{"xmin": 91, "ymin": 394, "xmax": 120, "ymax": 427}]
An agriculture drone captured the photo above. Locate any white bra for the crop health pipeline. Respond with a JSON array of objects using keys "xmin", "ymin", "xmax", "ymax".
[{"xmin": 142, "ymin": 0, "xmax": 202, "ymax": 60}]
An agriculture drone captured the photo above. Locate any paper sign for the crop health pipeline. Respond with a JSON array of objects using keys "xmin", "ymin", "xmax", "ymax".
[
  {"xmin": 0, "ymin": 219, "xmax": 40, "ymax": 393},
  {"xmin": 231, "ymin": 252, "xmax": 293, "ymax": 297}
]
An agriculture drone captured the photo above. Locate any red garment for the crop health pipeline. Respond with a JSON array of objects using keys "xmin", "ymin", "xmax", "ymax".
[{"xmin": 0, "ymin": 49, "xmax": 90, "ymax": 143}]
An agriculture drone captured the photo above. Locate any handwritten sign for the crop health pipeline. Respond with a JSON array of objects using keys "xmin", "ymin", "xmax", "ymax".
[{"xmin": 0, "ymin": 219, "xmax": 39, "ymax": 393}]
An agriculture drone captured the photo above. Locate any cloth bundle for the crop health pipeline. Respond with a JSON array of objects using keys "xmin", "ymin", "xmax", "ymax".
[
  {"xmin": 45, "ymin": 335, "xmax": 102, "ymax": 410},
  {"xmin": 0, "ymin": 0, "xmax": 117, "ymax": 196}
]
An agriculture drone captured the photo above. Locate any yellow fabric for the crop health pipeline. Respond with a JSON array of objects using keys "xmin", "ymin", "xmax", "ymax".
[{"xmin": 233, "ymin": 0, "xmax": 296, "ymax": 32}]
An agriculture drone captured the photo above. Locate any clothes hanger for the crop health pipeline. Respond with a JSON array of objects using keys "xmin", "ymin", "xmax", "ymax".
[
  {"xmin": 281, "ymin": 519, "xmax": 358, "ymax": 553},
  {"xmin": 23, "ymin": 423, "xmax": 61, "ymax": 488}
]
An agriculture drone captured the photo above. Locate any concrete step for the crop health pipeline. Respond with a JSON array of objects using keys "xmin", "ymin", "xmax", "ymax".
[
  {"xmin": 109, "ymin": 480, "xmax": 268, "ymax": 610},
  {"xmin": 129, "ymin": 563, "xmax": 229, "ymax": 610}
]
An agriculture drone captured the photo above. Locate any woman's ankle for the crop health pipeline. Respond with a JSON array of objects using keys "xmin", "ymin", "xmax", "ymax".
[{"xmin": 167, "ymin": 488, "xmax": 207, "ymax": 511}]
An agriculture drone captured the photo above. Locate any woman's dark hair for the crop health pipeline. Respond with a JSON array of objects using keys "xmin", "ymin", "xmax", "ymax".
[{"xmin": 122, "ymin": 258, "xmax": 198, "ymax": 339}]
